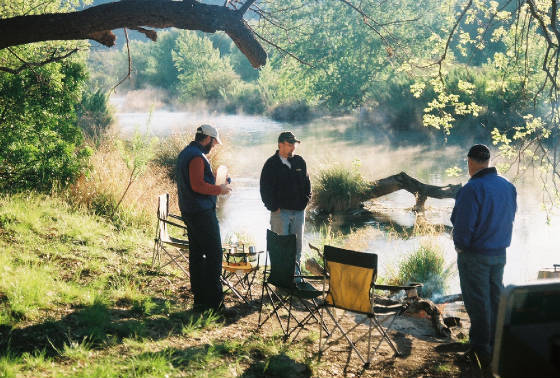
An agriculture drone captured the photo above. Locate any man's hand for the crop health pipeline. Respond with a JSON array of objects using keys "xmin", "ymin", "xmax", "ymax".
[{"xmin": 219, "ymin": 184, "xmax": 232, "ymax": 195}]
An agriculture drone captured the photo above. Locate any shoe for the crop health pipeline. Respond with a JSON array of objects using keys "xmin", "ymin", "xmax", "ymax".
[
  {"xmin": 462, "ymin": 348, "xmax": 491, "ymax": 369},
  {"xmin": 217, "ymin": 305, "xmax": 238, "ymax": 319},
  {"xmin": 192, "ymin": 303, "xmax": 209, "ymax": 313}
]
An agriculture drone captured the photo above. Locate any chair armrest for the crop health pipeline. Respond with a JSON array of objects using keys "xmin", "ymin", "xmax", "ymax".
[
  {"xmin": 161, "ymin": 218, "xmax": 188, "ymax": 231},
  {"xmin": 376, "ymin": 283, "xmax": 423, "ymax": 298},
  {"xmin": 222, "ymin": 250, "xmax": 264, "ymax": 257},
  {"xmin": 169, "ymin": 213, "xmax": 184, "ymax": 221},
  {"xmin": 295, "ymin": 275, "xmax": 324, "ymax": 281},
  {"xmin": 375, "ymin": 284, "xmax": 422, "ymax": 291},
  {"xmin": 308, "ymin": 243, "xmax": 323, "ymax": 256}
]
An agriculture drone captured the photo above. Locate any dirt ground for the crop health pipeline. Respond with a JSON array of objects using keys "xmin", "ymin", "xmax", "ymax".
[{"xmin": 205, "ymin": 282, "xmax": 491, "ymax": 378}]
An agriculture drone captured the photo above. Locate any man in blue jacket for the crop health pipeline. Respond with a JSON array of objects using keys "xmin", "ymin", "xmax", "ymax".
[{"xmin": 451, "ymin": 144, "xmax": 517, "ymax": 367}]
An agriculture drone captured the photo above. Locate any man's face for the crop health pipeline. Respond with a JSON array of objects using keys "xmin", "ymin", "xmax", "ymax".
[
  {"xmin": 278, "ymin": 141, "xmax": 296, "ymax": 157},
  {"xmin": 202, "ymin": 136, "xmax": 218, "ymax": 154}
]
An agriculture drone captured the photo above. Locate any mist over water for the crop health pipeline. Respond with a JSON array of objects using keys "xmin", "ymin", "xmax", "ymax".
[{"xmin": 113, "ymin": 94, "xmax": 560, "ymax": 294}]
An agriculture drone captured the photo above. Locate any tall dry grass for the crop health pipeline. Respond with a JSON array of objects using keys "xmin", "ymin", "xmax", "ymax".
[
  {"xmin": 66, "ymin": 129, "xmax": 232, "ymax": 229},
  {"xmin": 66, "ymin": 138, "xmax": 177, "ymax": 228}
]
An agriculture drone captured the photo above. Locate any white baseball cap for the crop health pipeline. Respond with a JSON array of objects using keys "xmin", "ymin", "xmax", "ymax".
[{"xmin": 197, "ymin": 124, "xmax": 222, "ymax": 144}]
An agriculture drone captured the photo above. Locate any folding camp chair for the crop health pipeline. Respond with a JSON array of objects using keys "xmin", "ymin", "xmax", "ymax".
[
  {"xmin": 221, "ymin": 243, "xmax": 263, "ymax": 305},
  {"xmin": 319, "ymin": 245, "xmax": 417, "ymax": 368},
  {"xmin": 152, "ymin": 193, "xmax": 190, "ymax": 278},
  {"xmin": 257, "ymin": 230, "xmax": 324, "ymax": 341}
]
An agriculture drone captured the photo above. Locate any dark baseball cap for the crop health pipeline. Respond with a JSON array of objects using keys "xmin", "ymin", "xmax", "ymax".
[
  {"xmin": 278, "ymin": 131, "xmax": 300, "ymax": 144},
  {"xmin": 467, "ymin": 144, "xmax": 490, "ymax": 162}
]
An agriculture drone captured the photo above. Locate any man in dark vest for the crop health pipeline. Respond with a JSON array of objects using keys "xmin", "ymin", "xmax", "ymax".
[
  {"xmin": 451, "ymin": 144, "xmax": 517, "ymax": 368},
  {"xmin": 176, "ymin": 124, "xmax": 231, "ymax": 314}
]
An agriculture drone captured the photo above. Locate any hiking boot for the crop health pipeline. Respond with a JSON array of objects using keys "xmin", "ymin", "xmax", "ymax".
[{"xmin": 215, "ymin": 305, "xmax": 238, "ymax": 319}]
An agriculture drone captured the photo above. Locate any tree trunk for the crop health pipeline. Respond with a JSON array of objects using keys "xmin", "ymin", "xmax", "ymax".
[
  {"xmin": 364, "ymin": 171, "xmax": 462, "ymax": 212},
  {"xmin": 0, "ymin": 0, "xmax": 266, "ymax": 68}
]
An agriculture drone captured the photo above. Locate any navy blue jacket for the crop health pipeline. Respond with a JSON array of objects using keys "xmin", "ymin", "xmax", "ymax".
[
  {"xmin": 451, "ymin": 167, "xmax": 517, "ymax": 256},
  {"xmin": 176, "ymin": 141, "xmax": 217, "ymax": 215}
]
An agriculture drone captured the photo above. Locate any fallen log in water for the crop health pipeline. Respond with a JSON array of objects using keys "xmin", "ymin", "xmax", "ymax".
[{"xmin": 316, "ymin": 171, "xmax": 462, "ymax": 213}]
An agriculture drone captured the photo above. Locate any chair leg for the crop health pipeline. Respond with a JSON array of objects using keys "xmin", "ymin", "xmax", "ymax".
[
  {"xmin": 371, "ymin": 315, "xmax": 400, "ymax": 357},
  {"xmin": 221, "ymin": 275, "xmax": 249, "ymax": 305},
  {"xmin": 321, "ymin": 307, "xmax": 368, "ymax": 365}
]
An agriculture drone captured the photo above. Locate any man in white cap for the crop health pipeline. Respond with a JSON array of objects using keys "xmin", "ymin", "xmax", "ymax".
[{"xmin": 176, "ymin": 124, "xmax": 232, "ymax": 315}]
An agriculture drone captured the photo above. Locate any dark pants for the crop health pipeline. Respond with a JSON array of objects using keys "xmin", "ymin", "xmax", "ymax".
[
  {"xmin": 457, "ymin": 252, "xmax": 506, "ymax": 357},
  {"xmin": 182, "ymin": 208, "xmax": 224, "ymax": 310}
]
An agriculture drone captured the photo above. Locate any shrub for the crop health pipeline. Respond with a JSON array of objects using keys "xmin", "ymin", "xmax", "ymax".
[
  {"xmin": 0, "ymin": 60, "xmax": 91, "ymax": 192},
  {"xmin": 223, "ymin": 82, "xmax": 266, "ymax": 115},
  {"xmin": 76, "ymin": 88, "xmax": 113, "ymax": 142},
  {"xmin": 269, "ymin": 101, "xmax": 312, "ymax": 122}
]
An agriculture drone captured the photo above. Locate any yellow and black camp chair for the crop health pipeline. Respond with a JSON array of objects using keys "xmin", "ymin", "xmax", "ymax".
[
  {"xmin": 319, "ymin": 245, "xmax": 414, "ymax": 368},
  {"xmin": 152, "ymin": 193, "xmax": 190, "ymax": 278},
  {"xmin": 257, "ymin": 230, "xmax": 324, "ymax": 341}
]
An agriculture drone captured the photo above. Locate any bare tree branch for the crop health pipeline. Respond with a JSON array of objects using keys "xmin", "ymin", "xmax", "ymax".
[
  {"xmin": 237, "ymin": 0, "xmax": 257, "ymax": 16},
  {"xmin": 0, "ymin": 47, "xmax": 79, "ymax": 74},
  {"xmin": 252, "ymin": 29, "xmax": 314, "ymax": 67},
  {"xmin": 110, "ymin": 28, "xmax": 132, "ymax": 95}
]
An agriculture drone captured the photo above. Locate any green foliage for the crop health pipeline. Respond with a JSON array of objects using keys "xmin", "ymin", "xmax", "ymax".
[
  {"xmin": 173, "ymin": 31, "xmax": 240, "ymax": 102},
  {"xmin": 313, "ymin": 161, "xmax": 369, "ymax": 212},
  {"xmin": 256, "ymin": 0, "xmax": 442, "ymax": 110},
  {"xmin": 0, "ymin": 59, "xmax": 91, "ymax": 192},
  {"xmin": 222, "ymin": 81, "xmax": 266, "ymax": 115},
  {"xmin": 76, "ymin": 88, "xmax": 113, "ymax": 141}
]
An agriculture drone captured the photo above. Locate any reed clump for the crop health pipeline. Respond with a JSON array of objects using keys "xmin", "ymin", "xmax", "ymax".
[
  {"xmin": 389, "ymin": 241, "xmax": 453, "ymax": 298},
  {"xmin": 313, "ymin": 164, "xmax": 370, "ymax": 213}
]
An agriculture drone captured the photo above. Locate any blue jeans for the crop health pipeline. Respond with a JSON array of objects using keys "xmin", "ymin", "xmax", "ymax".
[
  {"xmin": 457, "ymin": 252, "xmax": 506, "ymax": 357},
  {"xmin": 270, "ymin": 209, "xmax": 305, "ymax": 279}
]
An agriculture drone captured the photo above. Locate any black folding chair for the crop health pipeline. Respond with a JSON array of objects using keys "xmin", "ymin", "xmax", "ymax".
[
  {"xmin": 152, "ymin": 193, "xmax": 190, "ymax": 278},
  {"xmin": 319, "ymin": 245, "xmax": 417, "ymax": 368},
  {"xmin": 257, "ymin": 230, "xmax": 324, "ymax": 341}
]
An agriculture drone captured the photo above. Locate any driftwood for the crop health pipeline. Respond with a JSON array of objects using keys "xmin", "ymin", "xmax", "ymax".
[
  {"xmin": 406, "ymin": 298, "xmax": 451, "ymax": 338},
  {"xmin": 318, "ymin": 171, "xmax": 462, "ymax": 213}
]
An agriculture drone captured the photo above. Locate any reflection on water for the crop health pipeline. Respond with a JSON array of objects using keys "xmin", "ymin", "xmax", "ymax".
[{"xmin": 114, "ymin": 98, "xmax": 559, "ymax": 293}]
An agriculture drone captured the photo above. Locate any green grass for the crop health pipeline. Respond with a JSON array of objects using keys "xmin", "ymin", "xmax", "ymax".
[
  {"xmin": 0, "ymin": 192, "xmax": 317, "ymax": 378},
  {"xmin": 181, "ymin": 311, "xmax": 222, "ymax": 337},
  {"xmin": 435, "ymin": 363, "xmax": 452, "ymax": 373}
]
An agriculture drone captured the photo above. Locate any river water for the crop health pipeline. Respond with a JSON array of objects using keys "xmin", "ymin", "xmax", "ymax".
[{"xmin": 113, "ymin": 96, "xmax": 559, "ymax": 294}]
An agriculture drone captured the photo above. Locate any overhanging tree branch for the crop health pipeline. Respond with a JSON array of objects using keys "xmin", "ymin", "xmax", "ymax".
[{"xmin": 0, "ymin": 0, "xmax": 267, "ymax": 68}]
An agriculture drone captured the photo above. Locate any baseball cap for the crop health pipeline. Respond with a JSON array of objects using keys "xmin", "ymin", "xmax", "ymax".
[
  {"xmin": 278, "ymin": 131, "xmax": 300, "ymax": 144},
  {"xmin": 196, "ymin": 124, "xmax": 222, "ymax": 144},
  {"xmin": 467, "ymin": 144, "xmax": 490, "ymax": 162}
]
